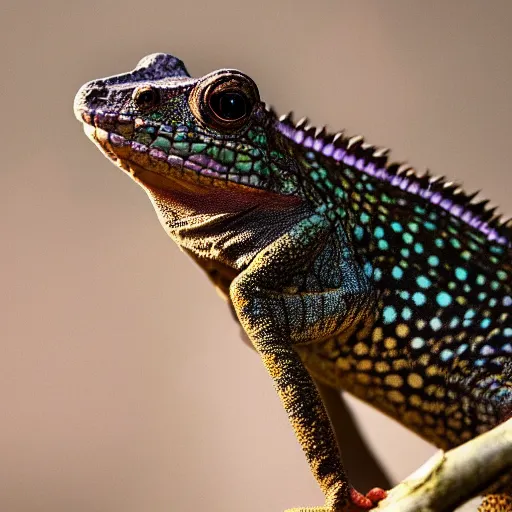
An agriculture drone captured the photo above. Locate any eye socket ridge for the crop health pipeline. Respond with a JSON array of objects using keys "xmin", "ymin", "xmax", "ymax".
[{"xmin": 189, "ymin": 70, "xmax": 260, "ymax": 131}]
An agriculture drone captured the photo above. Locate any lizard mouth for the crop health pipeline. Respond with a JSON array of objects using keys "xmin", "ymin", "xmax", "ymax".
[{"xmin": 79, "ymin": 110, "xmax": 265, "ymax": 192}]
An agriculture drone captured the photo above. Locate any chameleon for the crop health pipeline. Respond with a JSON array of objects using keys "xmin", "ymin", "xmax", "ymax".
[{"xmin": 74, "ymin": 53, "xmax": 512, "ymax": 511}]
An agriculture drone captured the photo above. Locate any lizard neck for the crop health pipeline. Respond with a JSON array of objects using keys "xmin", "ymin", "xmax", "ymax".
[{"xmin": 142, "ymin": 179, "xmax": 312, "ymax": 272}]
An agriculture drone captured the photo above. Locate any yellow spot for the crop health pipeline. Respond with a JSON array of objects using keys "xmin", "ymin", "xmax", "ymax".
[
  {"xmin": 426, "ymin": 365, "xmax": 440, "ymax": 377},
  {"xmin": 385, "ymin": 374, "xmax": 403, "ymax": 388},
  {"xmin": 425, "ymin": 384, "xmax": 437, "ymax": 395},
  {"xmin": 372, "ymin": 327, "xmax": 383, "ymax": 342},
  {"xmin": 435, "ymin": 387, "xmax": 446, "ymax": 399},
  {"xmin": 375, "ymin": 361, "xmax": 390, "ymax": 373},
  {"xmin": 409, "ymin": 394, "xmax": 422, "ymax": 407},
  {"xmin": 407, "ymin": 373, "xmax": 423, "ymax": 389},
  {"xmin": 425, "ymin": 414, "xmax": 435, "ymax": 425},
  {"xmin": 384, "ymin": 337, "xmax": 397, "ymax": 349},
  {"xmin": 395, "ymin": 324, "xmax": 409, "ymax": 338},
  {"xmin": 447, "ymin": 418, "xmax": 462, "ymax": 430},
  {"xmin": 418, "ymin": 354, "xmax": 430, "ymax": 366},
  {"xmin": 403, "ymin": 410, "xmax": 422, "ymax": 425},
  {"xmin": 356, "ymin": 373, "xmax": 371, "ymax": 385},
  {"xmin": 357, "ymin": 359, "xmax": 373, "ymax": 371},
  {"xmin": 354, "ymin": 342, "xmax": 369, "ymax": 356},
  {"xmin": 416, "ymin": 319, "xmax": 427, "ymax": 329},
  {"xmin": 434, "ymin": 425, "xmax": 446, "ymax": 436},
  {"xmin": 460, "ymin": 431, "xmax": 472, "ymax": 442},
  {"xmin": 336, "ymin": 358, "xmax": 350, "ymax": 371},
  {"xmin": 387, "ymin": 390, "xmax": 405, "ymax": 403},
  {"xmin": 392, "ymin": 358, "xmax": 408, "ymax": 370}
]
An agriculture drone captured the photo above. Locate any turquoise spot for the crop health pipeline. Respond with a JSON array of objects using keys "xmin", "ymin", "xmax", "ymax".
[
  {"xmin": 399, "ymin": 290, "xmax": 410, "ymax": 300},
  {"xmin": 497, "ymin": 270, "xmax": 507, "ymax": 280},
  {"xmin": 449, "ymin": 317, "xmax": 459, "ymax": 328},
  {"xmin": 374, "ymin": 268, "xmax": 382, "ymax": 281},
  {"xmin": 464, "ymin": 309, "xmax": 476, "ymax": 319},
  {"xmin": 424, "ymin": 221, "xmax": 436, "ymax": 231},
  {"xmin": 374, "ymin": 226, "xmax": 384, "ymax": 238},
  {"xmin": 428, "ymin": 255, "xmax": 439, "ymax": 267},
  {"xmin": 402, "ymin": 233, "xmax": 413, "ymax": 244},
  {"xmin": 414, "ymin": 242, "xmax": 424, "ymax": 254},
  {"xmin": 382, "ymin": 306, "xmax": 397, "ymax": 324},
  {"xmin": 476, "ymin": 274, "xmax": 486, "ymax": 286},
  {"xmin": 490, "ymin": 245, "xmax": 504, "ymax": 255},
  {"xmin": 401, "ymin": 307, "xmax": 412, "ymax": 320},
  {"xmin": 456, "ymin": 344, "xmax": 468, "ymax": 355},
  {"xmin": 364, "ymin": 262, "xmax": 373, "ymax": 278},
  {"xmin": 430, "ymin": 317, "xmax": 442, "ymax": 331},
  {"xmin": 408, "ymin": 222, "xmax": 419, "ymax": 233},
  {"xmin": 455, "ymin": 267, "xmax": 467, "ymax": 281},
  {"xmin": 504, "ymin": 328, "xmax": 512, "ymax": 337},
  {"xmin": 378, "ymin": 239, "xmax": 389, "ymax": 250},
  {"xmin": 392, "ymin": 266, "xmax": 403, "ymax": 280},
  {"xmin": 436, "ymin": 291, "xmax": 452, "ymax": 307},
  {"xmin": 401, "ymin": 248, "xmax": 410, "ymax": 258},
  {"xmin": 440, "ymin": 349, "xmax": 454, "ymax": 361},
  {"xmin": 411, "ymin": 337, "xmax": 425, "ymax": 349},
  {"xmin": 360, "ymin": 212, "xmax": 370, "ymax": 224},
  {"xmin": 412, "ymin": 292, "xmax": 426, "ymax": 306},
  {"xmin": 480, "ymin": 318, "xmax": 491, "ymax": 329},
  {"xmin": 354, "ymin": 225, "xmax": 364, "ymax": 241},
  {"xmin": 416, "ymin": 276, "xmax": 432, "ymax": 289},
  {"xmin": 450, "ymin": 238, "xmax": 461, "ymax": 249},
  {"xmin": 391, "ymin": 222, "xmax": 403, "ymax": 233},
  {"xmin": 460, "ymin": 251, "xmax": 471, "ymax": 261},
  {"xmin": 435, "ymin": 238, "xmax": 444, "ymax": 248}
]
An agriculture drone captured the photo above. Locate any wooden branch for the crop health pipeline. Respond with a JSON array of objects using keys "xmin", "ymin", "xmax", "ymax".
[{"xmin": 375, "ymin": 418, "xmax": 512, "ymax": 512}]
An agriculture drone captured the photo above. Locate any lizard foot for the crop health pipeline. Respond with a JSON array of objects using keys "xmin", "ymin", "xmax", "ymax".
[{"xmin": 285, "ymin": 486, "xmax": 387, "ymax": 512}]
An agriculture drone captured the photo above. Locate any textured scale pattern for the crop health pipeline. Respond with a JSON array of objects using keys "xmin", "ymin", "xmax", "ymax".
[{"xmin": 74, "ymin": 54, "xmax": 512, "ymax": 511}]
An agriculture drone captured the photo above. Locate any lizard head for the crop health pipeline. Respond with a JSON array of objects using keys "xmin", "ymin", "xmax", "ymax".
[{"xmin": 74, "ymin": 53, "xmax": 308, "ymax": 274}]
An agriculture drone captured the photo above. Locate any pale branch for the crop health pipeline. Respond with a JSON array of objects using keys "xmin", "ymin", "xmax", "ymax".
[{"xmin": 376, "ymin": 417, "xmax": 512, "ymax": 512}]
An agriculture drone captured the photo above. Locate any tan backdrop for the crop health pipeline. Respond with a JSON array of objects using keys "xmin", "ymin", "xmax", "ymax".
[{"xmin": 2, "ymin": 1, "xmax": 512, "ymax": 511}]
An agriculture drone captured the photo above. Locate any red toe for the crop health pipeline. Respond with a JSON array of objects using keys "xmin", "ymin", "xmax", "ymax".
[
  {"xmin": 366, "ymin": 487, "xmax": 387, "ymax": 504},
  {"xmin": 349, "ymin": 487, "xmax": 373, "ymax": 509}
]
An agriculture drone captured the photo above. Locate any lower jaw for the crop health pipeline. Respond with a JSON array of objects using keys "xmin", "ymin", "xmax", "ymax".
[{"xmin": 83, "ymin": 124, "xmax": 238, "ymax": 194}]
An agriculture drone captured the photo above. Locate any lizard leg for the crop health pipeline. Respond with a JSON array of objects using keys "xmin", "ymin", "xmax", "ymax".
[
  {"xmin": 230, "ymin": 215, "xmax": 385, "ymax": 511},
  {"xmin": 315, "ymin": 381, "xmax": 392, "ymax": 492}
]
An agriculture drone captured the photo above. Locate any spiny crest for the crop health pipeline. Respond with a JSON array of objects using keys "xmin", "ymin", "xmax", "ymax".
[{"xmin": 275, "ymin": 111, "xmax": 511, "ymax": 246}]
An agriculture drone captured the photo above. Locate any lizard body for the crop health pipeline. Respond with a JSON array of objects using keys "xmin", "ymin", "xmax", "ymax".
[{"xmin": 74, "ymin": 54, "xmax": 512, "ymax": 511}]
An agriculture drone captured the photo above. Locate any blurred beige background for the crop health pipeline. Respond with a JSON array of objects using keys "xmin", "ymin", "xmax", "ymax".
[{"xmin": 2, "ymin": 1, "xmax": 512, "ymax": 511}]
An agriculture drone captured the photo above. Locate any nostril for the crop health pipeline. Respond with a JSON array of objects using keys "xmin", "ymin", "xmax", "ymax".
[
  {"xmin": 73, "ymin": 83, "xmax": 111, "ymax": 122},
  {"xmin": 83, "ymin": 87, "xmax": 110, "ymax": 111}
]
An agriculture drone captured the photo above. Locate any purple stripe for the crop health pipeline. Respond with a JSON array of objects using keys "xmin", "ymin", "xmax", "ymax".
[{"xmin": 276, "ymin": 120, "xmax": 510, "ymax": 246}]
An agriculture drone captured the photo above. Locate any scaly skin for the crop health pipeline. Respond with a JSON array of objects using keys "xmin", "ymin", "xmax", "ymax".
[{"xmin": 74, "ymin": 53, "xmax": 512, "ymax": 511}]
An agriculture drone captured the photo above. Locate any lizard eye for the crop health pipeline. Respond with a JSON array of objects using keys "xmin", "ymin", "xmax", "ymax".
[
  {"xmin": 133, "ymin": 85, "xmax": 160, "ymax": 110},
  {"xmin": 210, "ymin": 91, "xmax": 248, "ymax": 121},
  {"xmin": 189, "ymin": 70, "xmax": 259, "ymax": 131}
]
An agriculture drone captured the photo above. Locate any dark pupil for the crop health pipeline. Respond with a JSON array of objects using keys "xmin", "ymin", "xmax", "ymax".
[
  {"xmin": 215, "ymin": 92, "xmax": 247, "ymax": 120},
  {"xmin": 137, "ymin": 89, "xmax": 155, "ymax": 106}
]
